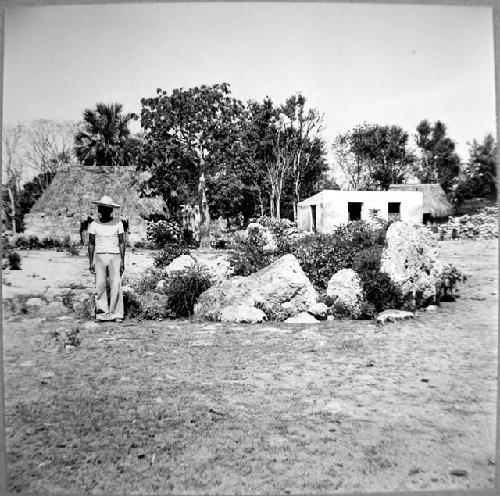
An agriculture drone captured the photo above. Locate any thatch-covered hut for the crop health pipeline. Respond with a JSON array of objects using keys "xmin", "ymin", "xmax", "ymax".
[
  {"xmin": 23, "ymin": 165, "xmax": 166, "ymax": 244},
  {"xmin": 389, "ymin": 183, "xmax": 453, "ymax": 223}
]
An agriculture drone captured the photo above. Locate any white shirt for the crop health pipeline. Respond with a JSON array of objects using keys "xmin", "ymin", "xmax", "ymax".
[{"xmin": 88, "ymin": 219, "xmax": 124, "ymax": 254}]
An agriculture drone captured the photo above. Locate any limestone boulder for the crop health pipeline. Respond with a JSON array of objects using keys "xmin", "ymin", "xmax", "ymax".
[
  {"xmin": 220, "ymin": 305, "xmax": 266, "ymax": 324},
  {"xmin": 192, "ymin": 252, "xmax": 233, "ymax": 282},
  {"xmin": 380, "ymin": 221, "xmax": 443, "ymax": 303},
  {"xmin": 194, "ymin": 254, "xmax": 317, "ymax": 322},
  {"xmin": 307, "ymin": 302, "xmax": 328, "ymax": 320},
  {"xmin": 285, "ymin": 312, "xmax": 318, "ymax": 324},
  {"xmin": 326, "ymin": 268, "xmax": 363, "ymax": 316},
  {"xmin": 163, "ymin": 254, "xmax": 196, "ymax": 276}
]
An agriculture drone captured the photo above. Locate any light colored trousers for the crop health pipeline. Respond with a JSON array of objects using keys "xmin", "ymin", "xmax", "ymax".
[{"xmin": 95, "ymin": 253, "xmax": 124, "ymax": 321}]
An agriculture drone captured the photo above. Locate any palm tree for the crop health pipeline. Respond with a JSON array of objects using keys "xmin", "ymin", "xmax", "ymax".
[{"xmin": 74, "ymin": 103, "xmax": 137, "ymax": 166}]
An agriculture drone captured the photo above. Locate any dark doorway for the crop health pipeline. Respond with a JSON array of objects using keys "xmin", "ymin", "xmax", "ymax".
[
  {"xmin": 423, "ymin": 213, "xmax": 431, "ymax": 224},
  {"xmin": 348, "ymin": 202, "xmax": 362, "ymax": 221},
  {"xmin": 311, "ymin": 205, "xmax": 317, "ymax": 231},
  {"xmin": 388, "ymin": 202, "xmax": 401, "ymax": 222}
]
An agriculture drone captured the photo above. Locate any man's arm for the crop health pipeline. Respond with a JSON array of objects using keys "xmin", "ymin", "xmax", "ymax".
[
  {"xmin": 118, "ymin": 233, "xmax": 125, "ymax": 276},
  {"xmin": 88, "ymin": 234, "xmax": 95, "ymax": 274}
]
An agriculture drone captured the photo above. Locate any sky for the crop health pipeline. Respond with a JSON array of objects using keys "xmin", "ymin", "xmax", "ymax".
[{"xmin": 3, "ymin": 2, "xmax": 497, "ymax": 166}]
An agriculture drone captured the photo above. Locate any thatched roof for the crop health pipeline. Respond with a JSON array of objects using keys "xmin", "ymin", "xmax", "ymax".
[
  {"xmin": 389, "ymin": 183, "xmax": 453, "ymax": 218},
  {"xmin": 30, "ymin": 165, "xmax": 165, "ymax": 220}
]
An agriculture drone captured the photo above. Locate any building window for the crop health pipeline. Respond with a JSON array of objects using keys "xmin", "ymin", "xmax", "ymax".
[
  {"xmin": 310, "ymin": 205, "xmax": 317, "ymax": 231},
  {"xmin": 388, "ymin": 202, "xmax": 401, "ymax": 222},
  {"xmin": 348, "ymin": 202, "xmax": 362, "ymax": 221}
]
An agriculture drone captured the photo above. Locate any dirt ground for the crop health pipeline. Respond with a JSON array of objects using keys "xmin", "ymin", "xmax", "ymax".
[{"xmin": 2, "ymin": 239, "xmax": 498, "ymax": 494}]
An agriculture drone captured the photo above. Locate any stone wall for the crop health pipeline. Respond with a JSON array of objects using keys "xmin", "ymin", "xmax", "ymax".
[
  {"xmin": 426, "ymin": 206, "xmax": 498, "ymax": 240},
  {"xmin": 23, "ymin": 212, "xmax": 149, "ymax": 245}
]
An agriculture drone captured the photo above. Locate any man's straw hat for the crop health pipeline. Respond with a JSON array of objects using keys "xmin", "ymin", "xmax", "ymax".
[{"xmin": 91, "ymin": 195, "xmax": 121, "ymax": 208}]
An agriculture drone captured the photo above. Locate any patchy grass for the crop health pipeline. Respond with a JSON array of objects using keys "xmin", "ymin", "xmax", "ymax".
[{"xmin": 3, "ymin": 239, "xmax": 497, "ymax": 493}]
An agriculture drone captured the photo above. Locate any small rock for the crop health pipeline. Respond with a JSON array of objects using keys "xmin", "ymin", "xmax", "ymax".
[
  {"xmin": 25, "ymin": 297, "xmax": 43, "ymax": 309},
  {"xmin": 38, "ymin": 301, "xmax": 68, "ymax": 318},
  {"xmin": 327, "ymin": 315, "xmax": 335, "ymax": 321},
  {"xmin": 40, "ymin": 371, "xmax": 55, "ymax": 379},
  {"xmin": 155, "ymin": 397, "xmax": 163, "ymax": 403},
  {"xmin": 65, "ymin": 345, "xmax": 76, "ymax": 350},
  {"xmin": 425, "ymin": 305, "xmax": 438, "ymax": 313},
  {"xmin": 284, "ymin": 312, "xmax": 318, "ymax": 324},
  {"xmin": 56, "ymin": 316, "xmax": 73, "ymax": 321},
  {"xmin": 20, "ymin": 360, "xmax": 35, "ymax": 367},
  {"xmin": 450, "ymin": 469, "xmax": 468, "ymax": 477},
  {"xmin": 307, "ymin": 302, "xmax": 328, "ymax": 320},
  {"xmin": 376, "ymin": 309, "xmax": 414, "ymax": 325},
  {"xmin": 220, "ymin": 305, "xmax": 266, "ymax": 324},
  {"xmin": 81, "ymin": 321, "xmax": 101, "ymax": 331}
]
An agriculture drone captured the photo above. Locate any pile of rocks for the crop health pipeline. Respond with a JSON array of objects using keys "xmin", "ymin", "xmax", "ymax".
[{"xmin": 427, "ymin": 206, "xmax": 498, "ymax": 240}]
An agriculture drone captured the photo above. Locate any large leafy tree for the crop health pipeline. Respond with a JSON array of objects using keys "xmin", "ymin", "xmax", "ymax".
[
  {"xmin": 139, "ymin": 83, "xmax": 246, "ymax": 247},
  {"xmin": 414, "ymin": 119, "xmax": 461, "ymax": 193},
  {"xmin": 74, "ymin": 102, "xmax": 138, "ymax": 167},
  {"xmin": 455, "ymin": 133, "xmax": 497, "ymax": 201},
  {"xmin": 332, "ymin": 131, "xmax": 374, "ymax": 190},
  {"xmin": 349, "ymin": 123, "xmax": 415, "ymax": 190}
]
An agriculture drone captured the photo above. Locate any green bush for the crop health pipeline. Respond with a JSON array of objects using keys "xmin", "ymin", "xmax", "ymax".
[
  {"xmin": 437, "ymin": 263, "xmax": 467, "ymax": 299},
  {"xmin": 133, "ymin": 267, "xmax": 164, "ymax": 294},
  {"xmin": 163, "ymin": 266, "xmax": 213, "ymax": 318},
  {"xmin": 292, "ymin": 220, "xmax": 388, "ymax": 290},
  {"xmin": 352, "ymin": 246, "xmax": 404, "ymax": 313},
  {"xmin": 13, "ymin": 235, "xmax": 73, "ymax": 250},
  {"xmin": 125, "ymin": 291, "xmax": 172, "ymax": 320},
  {"xmin": 146, "ymin": 220, "xmax": 182, "ymax": 248},
  {"xmin": 8, "ymin": 252, "xmax": 21, "ymax": 270},
  {"xmin": 229, "ymin": 229, "xmax": 277, "ymax": 276},
  {"xmin": 153, "ymin": 244, "xmax": 191, "ymax": 268},
  {"xmin": 251, "ymin": 216, "xmax": 296, "ymax": 255}
]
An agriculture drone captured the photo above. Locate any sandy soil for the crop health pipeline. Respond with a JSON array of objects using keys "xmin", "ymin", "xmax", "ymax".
[{"xmin": 2, "ymin": 239, "xmax": 497, "ymax": 494}]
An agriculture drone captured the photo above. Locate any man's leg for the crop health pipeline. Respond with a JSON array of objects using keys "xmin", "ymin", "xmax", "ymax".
[
  {"xmin": 108, "ymin": 254, "xmax": 124, "ymax": 321},
  {"xmin": 95, "ymin": 253, "xmax": 110, "ymax": 320}
]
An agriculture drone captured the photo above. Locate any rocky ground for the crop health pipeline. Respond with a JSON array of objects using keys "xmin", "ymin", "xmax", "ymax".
[{"xmin": 2, "ymin": 239, "xmax": 498, "ymax": 493}]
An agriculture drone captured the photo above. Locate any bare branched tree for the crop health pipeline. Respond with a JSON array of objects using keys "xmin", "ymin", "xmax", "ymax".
[
  {"xmin": 24, "ymin": 119, "xmax": 77, "ymax": 176},
  {"xmin": 2, "ymin": 124, "xmax": 26, "ymax": 233}
]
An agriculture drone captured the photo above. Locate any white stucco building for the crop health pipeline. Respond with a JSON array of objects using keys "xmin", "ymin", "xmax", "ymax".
[{"xmin": 297, "ymin": 190, "xmax": 424, "ymax": 233}]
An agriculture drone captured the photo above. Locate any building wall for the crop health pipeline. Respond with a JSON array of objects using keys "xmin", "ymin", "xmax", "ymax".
[{"xmin": 298, "ymin": 191, "xmax": 423, "ymax": 233}]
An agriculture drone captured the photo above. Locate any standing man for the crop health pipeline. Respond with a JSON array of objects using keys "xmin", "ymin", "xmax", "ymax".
[{"xmin": 88, "ymin": 195, "xmax": 125, "ymax": 322}]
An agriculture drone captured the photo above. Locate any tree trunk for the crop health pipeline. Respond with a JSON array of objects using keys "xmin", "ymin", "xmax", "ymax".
[
  {"xmin": 275, "ymin": 189, "xmax": 281, "ymax": 220},
  {"xmin": 257, "ymin": 187, "xmax": 264, "ymax": 217},
  {"xmin": 8, "ymin": 186, "xmax": 17, "ymax": 234},
  {"xmin": 197, "ymin": 171, "xmax": 211, "ymax": 249},
  {"xmin": 269, "ymin": 191, "xmax": 275, "ymax": 218}
]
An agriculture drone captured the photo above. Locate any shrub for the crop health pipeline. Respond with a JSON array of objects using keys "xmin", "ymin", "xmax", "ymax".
[
  {"xmin": 67, "ymin": 243, "xmax": 80, "ymax": 256},
  {"xmin": 8, "ymin": 252, "xmax": 21, "ymax": 270},
  {"xmin": 352, "ymin": 246, "xmax": 404, "ymax": 313},
  {"xmin": 125, "ymin": 291, "xmax": 172, "ymax": 320},
  {"xmin": 229, "ymin": 229, "xmax": 277, "ymax": 276},
  {"xmin": 147, "ymin": 220, "xmax": 182, "ymax": 248},
  {"xmin": 133, "ymin": 267, "xmax": 164, "ymax": 294},
  {"xmin": 292, "ymin": 221, "xmax": 388, "ymax": 290},
  {"xmin": 437, "ymin": 263, "xmax": 467, "ymax": 299},
  {"xmin": 153, "ymin": 244, "xmax": 191, "ymax": 269},
  {"xmin": 163, "ymin": 266, "xmax": 213, "ymax": 318},
  {"xmin": 251, "ymin": 216, "xmax": 297, "ymax": 255}
]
